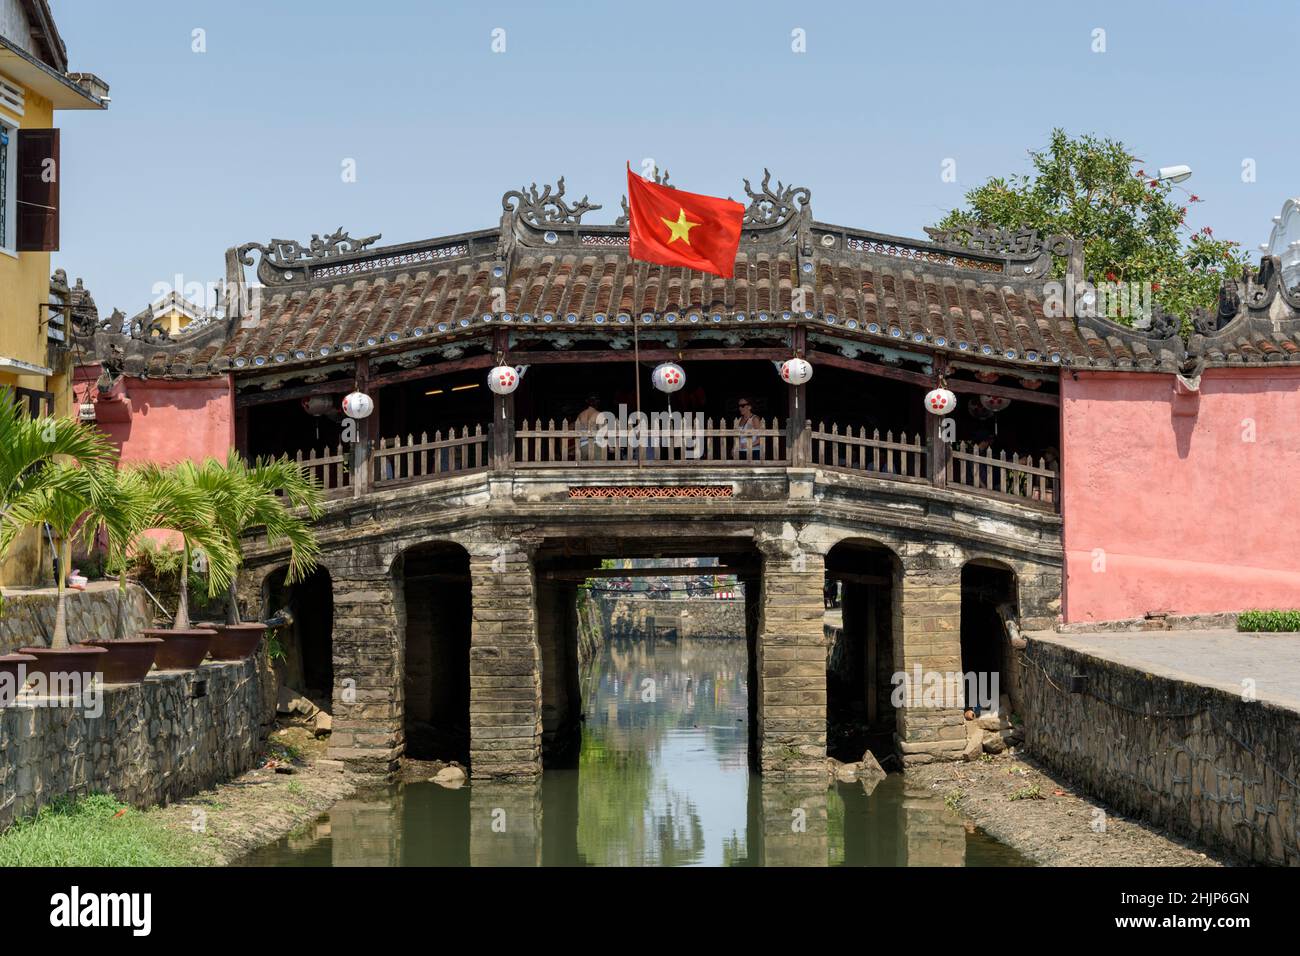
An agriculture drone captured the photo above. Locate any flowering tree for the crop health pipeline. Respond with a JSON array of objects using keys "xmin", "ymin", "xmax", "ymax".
[{"xmin": 933, "ymin": 129, "xmax": 1247, "ymax": 328}]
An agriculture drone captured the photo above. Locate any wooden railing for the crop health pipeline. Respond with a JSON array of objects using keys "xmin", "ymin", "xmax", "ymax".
[
  {"xmin": 288, "ymin": 418, "xmax": 1059, "ymax": 512},
  {"xmin": 811, "ymin": 424, "xmax": 927, "ymax": 482},
  {"xmin": 514, "ymin": 416, "xmax": 787, "ymax": 466},
  {"xmin": 294, "ymin": 444, "xmax": 350, "ymax": 497},
  {"xmin": 948, "ymin": 442, "xmax": 1058, "ymax": 507},
  {"xmin": 372, "ymin": 426, "xmax": 489, "ymax": 487}
]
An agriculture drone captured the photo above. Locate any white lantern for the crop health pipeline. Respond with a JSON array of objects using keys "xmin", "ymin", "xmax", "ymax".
[
  {"xmin": 780, "ymin": 357, "xmax": 813, "ymax": 385},
  {"xmin": 652, "ymin": 362, "xmax": 685, "ymax": 393},
  {"xmin": 980, "ymin": 394, "xmax": 1011, "ymax": 413},
  {"xmin": 924, "ymin": 387, "xmax": 956, "ymax": 415},
  {"xmin": 487, "ymin": 365, "xmax": 519, "ymax": 395},
  {"xmin": 341, "ymin": 391, "xmax": 374, "ymax": 419}
]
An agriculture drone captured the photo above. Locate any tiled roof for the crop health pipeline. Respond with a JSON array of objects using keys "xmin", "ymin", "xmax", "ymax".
[{"xmin": 72, "ymin": 175, "xmax": 1300, "ymax": 380}]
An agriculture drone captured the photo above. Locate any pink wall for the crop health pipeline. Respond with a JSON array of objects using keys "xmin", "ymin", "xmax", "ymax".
[
  {"xmin": 73, "ymin": 364, "xmax": 235, "ymax": 465},
  {"xmin": 1061, "ymin": 367, "xmax": 1300, "ymax": 622}
]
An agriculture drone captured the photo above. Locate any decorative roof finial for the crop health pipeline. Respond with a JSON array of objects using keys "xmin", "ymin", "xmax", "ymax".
[{"xmin": 502, "ymin": 177, "xmax": 601, "ymax": 227}]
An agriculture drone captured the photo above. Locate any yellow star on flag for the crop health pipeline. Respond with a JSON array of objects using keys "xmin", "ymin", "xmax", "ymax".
[{"xmin": 661, "ymin": 207, "xmax": 700, "ymax": 245}]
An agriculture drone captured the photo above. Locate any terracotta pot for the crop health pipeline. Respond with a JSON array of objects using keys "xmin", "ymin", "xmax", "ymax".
[
  {"xmin": 17, "ymin": 645, "xmax": 109, "ymax": 684},
  {"xmin": 82, "ymin": 637, "xmax": 164, "ymax": 684},
  {"xmin": 142, "ymin": 628, "xmax": 215, "ymax": 670},
  {"xmin": 196, "ymin": 622, "xmax": 266, "ymax": 661},
  {"xmin": 0, "ymin": 653, "xmax": 36, "ymax": 705}
]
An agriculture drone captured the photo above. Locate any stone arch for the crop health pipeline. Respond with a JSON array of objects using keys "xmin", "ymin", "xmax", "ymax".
[
  {"xmin": 392, "ymin": 539, "xmax": 473, "ymax": 763},
  {"xmin": 824, "ymin": 536, "xmax": 904, "ymax": 762},
  {"xmin": 261, "ymin": 562, "xmax": 335, "ymax": 710},
  {"xmin": 959, "ymin": 556, "xmax": 1018, "ymax": 717}
]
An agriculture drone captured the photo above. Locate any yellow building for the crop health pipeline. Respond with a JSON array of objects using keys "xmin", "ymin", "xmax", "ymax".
[
  {"xmin": 0, "ymin": 0, "xmax": 107, "ymax": 584},
  {"xmin": 130, "ymin": 291, "xmax": 212, "ymax": 340}
]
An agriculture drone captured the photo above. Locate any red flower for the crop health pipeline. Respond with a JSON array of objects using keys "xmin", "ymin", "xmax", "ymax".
[
  {"xmin": 1136, "ymin": 169, "xmax": 1146, "ymax": 177},
  {"xmin": 1149, "ymin": 180, "xmax": 1159, "ymax": 187},
  {"xmin": 1189, "ymin": 194, "xmax": 1200, "ymax": 202},
  {"xmin": 1152, "ymin": 281, "xmax": 1161, "ymax": 291},
  {"xmin": 1106, "ymin": 271, "xmax": 1117, "ymax": 281},
  {"xmin": 1201, "ymin": 226, "xmax": 1213, "ymax": 236}
]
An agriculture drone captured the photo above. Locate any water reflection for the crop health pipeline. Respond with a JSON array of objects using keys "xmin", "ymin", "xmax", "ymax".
[{"xmin": 242, "ymin": 637, "xmax": 1029, "ymax": 867}]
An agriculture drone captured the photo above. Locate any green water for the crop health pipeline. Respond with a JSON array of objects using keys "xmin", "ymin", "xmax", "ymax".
[{"xmin": 242, "ymin": 638, "xmax": 1029, "ymax": 866}]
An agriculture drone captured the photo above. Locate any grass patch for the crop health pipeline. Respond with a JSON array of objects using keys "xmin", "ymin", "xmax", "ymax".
[
  {"xmin": 0, "ymin": 794, "xmax": 203, "ymax": 867},
  {"xmin": 1009, "ymin": 784, "xmax": 1044, "ymax": 802},
  {"xmin": 1237, "ymin": 609, "xmax": 1300, "ymax": 632}
]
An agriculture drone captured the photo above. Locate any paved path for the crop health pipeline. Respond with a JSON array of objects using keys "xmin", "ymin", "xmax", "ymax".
[{"xmin": 1024, "ymin": 629, "xmax": 1300, "ymax": 713}]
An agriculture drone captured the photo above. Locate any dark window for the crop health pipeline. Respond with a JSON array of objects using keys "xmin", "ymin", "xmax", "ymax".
[{"xmin": 16, "ymin": 128, "xmax": 59, "ymax": 252}]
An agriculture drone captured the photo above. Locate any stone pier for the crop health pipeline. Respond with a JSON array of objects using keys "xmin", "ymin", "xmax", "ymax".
[
  {"xmin": 757, "ymin": 544, "xmax": 827, "ymax": 776},
  {"xmin": 468, "ymin": 541, "xmax": 542, "ymax": 779}
]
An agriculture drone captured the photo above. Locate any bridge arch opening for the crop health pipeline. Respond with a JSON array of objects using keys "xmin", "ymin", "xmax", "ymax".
[
  {"xmin": 960, "ymin": 560, "xmax": 1017, "ymax": 715},
  {"xmin": 532, "ymin": 540, "xmax": 762, "ymax": 771},
  {"xmin": 397, "ymin": 541, "xmax": 472, "ymax": 762},
  {"xmin": 824, "ymin": 539, "xmax": 900, "ymax": 762},
  {"xmin": 263, "ymin": 565, "xmax": 334, "ymax": 709}
]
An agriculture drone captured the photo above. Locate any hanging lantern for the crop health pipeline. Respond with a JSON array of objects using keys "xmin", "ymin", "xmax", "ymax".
[
  {"xmin": 980, "ymin": 394, "xmax": 1011, "ymax": 413},
  {"xmin": 780, "ymin": 357, "xmax": 813, "ymax": 385},
  {"xmin": 487, "ymin": 365, "xmax": 519, "ymax": 395},
  {"xmin": 968, "ymin": 396, "xmax": 994, "ymax": 420},
  {"xmin": 975, "ymin": 370, "xmax": 1000, "ymax": 384},
  {"xmin": 302, "ymin": 394, "xmax": 335, "ymax": 417},
  {"xmin": 1020, "ymin": 377, "xmax": 1042, "ymax": 391},
  {"xmin": 341, "ymin": 391, "xmax": 374, "ymax": 419},
  {"xmin": 924, "ymin": 387, "xmax": 956, "ymax": 415},
  {"xmin": 652, "ymin": 362, "xmax": 685, "ymax": 393}
]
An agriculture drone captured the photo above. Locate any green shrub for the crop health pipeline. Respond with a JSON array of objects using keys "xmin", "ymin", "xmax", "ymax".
[{"xmin": 1237, "ymin": 610, "xmax": 1300, "ymax": 632}]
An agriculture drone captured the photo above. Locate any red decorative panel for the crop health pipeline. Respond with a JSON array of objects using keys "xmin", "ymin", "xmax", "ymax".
[{"xmin": 568, "ymin": 485, "xmax": 734, "ymax": 499}]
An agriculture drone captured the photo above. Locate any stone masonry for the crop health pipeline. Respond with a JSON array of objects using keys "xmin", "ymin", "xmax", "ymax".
[
  {"xmin": 468, "ymin": 540, "xmax": 542, "ymax": 779},
  {"xmin": 0, "ymin": 659, "xmax": 263, "ymax": 831},
  {"xmin": 757, "ymin": 544, "xmax": 827, "ymax": 777}
]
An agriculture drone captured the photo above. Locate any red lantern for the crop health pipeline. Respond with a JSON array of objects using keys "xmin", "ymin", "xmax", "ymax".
[{"xmin": 980, "ymin": 394, "xmax": 1011, "ymax": 413}]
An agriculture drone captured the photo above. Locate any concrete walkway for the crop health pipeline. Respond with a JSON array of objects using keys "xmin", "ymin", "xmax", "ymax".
[{"xmin": 1024, "ymin": 629, "xmax": 1300, "ymax": 713}]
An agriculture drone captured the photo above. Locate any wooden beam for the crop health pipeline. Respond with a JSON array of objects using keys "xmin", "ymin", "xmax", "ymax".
[
  {"xmin": 509, "ymin": 347, "xmax": 791, "ymax": 365},
  {"xmin": 236, "ymin": 378, "xmax": 352, "ymax": 408},
  {"xmin": 949, "ymin": 377, "xmax": 1058, "ymax": 407},
  {"xmin": 543, "ymin": 566, "xmax": 745, "ymax": 581}
]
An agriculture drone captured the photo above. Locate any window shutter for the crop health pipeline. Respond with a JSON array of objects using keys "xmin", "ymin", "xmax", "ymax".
[{"xmin": 16, "ymin": 128, "xmax": 59, "ymax": 252}]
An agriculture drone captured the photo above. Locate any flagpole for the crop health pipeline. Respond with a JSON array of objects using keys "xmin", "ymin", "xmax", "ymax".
[
  {"xmin": 628, "ymin": 162, "xmax": 644, "ymax": 468},
  {"xmin": 633, "ymin": 262, "xmax": 643, "ymax": 468}
]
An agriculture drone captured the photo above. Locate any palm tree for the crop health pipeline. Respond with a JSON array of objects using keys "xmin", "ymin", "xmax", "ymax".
[
  {"xmin": 137, "ymin": 462, "xmax": 241, "ymax": 630},
  {"xmin": 0, "ymin": 389, "xmax": 114, "ymax": 571},
  {"xmin": 206, "ymin": 452, "xmax": 323, "ymax": 624},
  {"xmin": 15, "ymin": 462, "xmax": 151, "ymax": 648}
]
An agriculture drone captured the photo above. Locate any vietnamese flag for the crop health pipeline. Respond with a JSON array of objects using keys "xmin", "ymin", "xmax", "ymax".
[{"xmin": 627, "ymin": 165, "xmax": 744, "ymax": 278}]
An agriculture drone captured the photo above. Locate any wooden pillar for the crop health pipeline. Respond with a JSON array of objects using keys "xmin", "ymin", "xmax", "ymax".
[
  {"xmin": 352, "ymin": 357, "xmax": 374, "ymax": 498},
  {"xmin": 788, "ymin": 326, "xmax": 809, "ymax": 466},
  {"xmin": 926, "ymin": 355, "xmax": 951, "ymax": 488}
]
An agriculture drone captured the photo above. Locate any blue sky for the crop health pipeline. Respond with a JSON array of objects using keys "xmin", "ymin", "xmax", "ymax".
[{"xmin": 49, "ymin": 0, "xmax": 1299, "ymax": 315}]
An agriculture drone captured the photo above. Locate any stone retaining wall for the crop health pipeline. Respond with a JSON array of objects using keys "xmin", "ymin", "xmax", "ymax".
[
  {"xmin": 0, "ymin": 659, "xmax": 264, "ymax": 832},
  {"xmin": 1019, "ymin": 637, "xmax": 1298, "ymax": 865},
  {"xmin": 0, "ymin": 583, "xmax": 154, "ymax": 655},
  {"xmin": 599, "ymin": 596, "xmax": 745, "ymax": 640}
]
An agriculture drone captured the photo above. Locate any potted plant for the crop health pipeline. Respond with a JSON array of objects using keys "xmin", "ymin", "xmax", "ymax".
[
  {"xmin": 0, "ymin": 394, "xmax": 115, "ymax": 683},
  {"xmin": 135, "ymin": 461, "xmax": 240, "ymax": 670},
  {"xmin": 79, "ymin": 466, "xmax": 169, "ymax": 683},
  {"xmin": 195, "ymin": 453, "xmax": 322, "ymax": 660}
]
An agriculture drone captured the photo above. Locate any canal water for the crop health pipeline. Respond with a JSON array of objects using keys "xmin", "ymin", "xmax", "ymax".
[{"xmin": 243, "ymin": 637, "xmax": 1030, "ymax": 866}]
